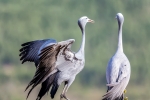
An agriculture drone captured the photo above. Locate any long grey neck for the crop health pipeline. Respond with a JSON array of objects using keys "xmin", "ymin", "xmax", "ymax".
[
  {"xmin": 117, "ymin": 21, "xmax": 123, "ymax": 52},
  {"xmin": 77, "ymin": 27, "xmax": 85, "ymax": 58}
]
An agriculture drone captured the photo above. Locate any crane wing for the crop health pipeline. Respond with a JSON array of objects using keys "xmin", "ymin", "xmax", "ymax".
[
  {"xmin": 25, "ymin": 39, "xmax": 75, "ymax": 98},
  {"xmin": 38, "ymin": 39, "xmax": 75, "ymax": 68},
  {"xmin": 19, "ymin": 39, "xmax": 56, "ymax": 66}
]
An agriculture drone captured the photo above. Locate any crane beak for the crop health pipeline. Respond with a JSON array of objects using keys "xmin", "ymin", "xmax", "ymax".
[{"xmin": 88, "ymin": 19, "xmax": 94, "ymax": 23}]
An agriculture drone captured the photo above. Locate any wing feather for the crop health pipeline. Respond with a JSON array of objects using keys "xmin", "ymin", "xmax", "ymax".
[
  {"xmin": 102, "ymin": 76, "xmax": 129, "ymax": 100},
  {"xmin": 25, "ymin": 39, "xmax": 75, "ymax": 98},
  {"xmin": 19, "ymin": 39, "xmax": 56, "ymax": 66}
]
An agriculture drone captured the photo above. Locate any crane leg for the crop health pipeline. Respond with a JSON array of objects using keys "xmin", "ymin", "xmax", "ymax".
[
  {"xmin": 60, "ymin": 77, "xmax": 75, "ymax": 100},
  {"xmin": 60, "ymin": 84, "xmax": 70, "ymax": 100}
]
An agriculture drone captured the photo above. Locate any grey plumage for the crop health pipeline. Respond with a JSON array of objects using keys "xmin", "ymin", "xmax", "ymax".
[
  {"xmin": 102, "ymin": 13, "xmax": 131, "ymax": 100},
  {"xmin": 19, "ymin": 16, "xmax": 94, "ymax": 100}
]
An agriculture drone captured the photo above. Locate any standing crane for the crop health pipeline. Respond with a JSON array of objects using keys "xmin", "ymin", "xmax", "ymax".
[
  {"xmin": 102, "ymin": 13, "xmax": 131, "ymax": 100},
  {"xmin": 19, "ymin": 16, "xmax": 94, "ymax": 100}
]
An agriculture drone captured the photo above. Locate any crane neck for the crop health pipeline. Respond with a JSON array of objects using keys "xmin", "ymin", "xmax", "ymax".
[
  {"xmin": 117, "ymin": 21, "xmax": 123, "ymax": 52},
  {"xmin": 76, "ymin": 28, "xmax": 85, "ymax": 59}
]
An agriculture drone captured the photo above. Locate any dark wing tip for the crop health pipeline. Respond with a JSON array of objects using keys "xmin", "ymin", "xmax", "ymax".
[
  {"xmin": 50, "ymin": 84, "xmax": 59, "ymax": 99},
  {"xmin": 50, "ymin": 72, "xmax": 59, "ymax": 99},
  {"xmin": 36, "ymin": 97, "xmax": 41, "ymax": 100},
  {"xmin": 21, "ymin": 41, "xmax": 33, "ymax": 46}
]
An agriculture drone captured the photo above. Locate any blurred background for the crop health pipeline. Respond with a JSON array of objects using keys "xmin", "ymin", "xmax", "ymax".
[{"xmin": 0, "ymin": 0, "xmax": 150, "ymax": 100}]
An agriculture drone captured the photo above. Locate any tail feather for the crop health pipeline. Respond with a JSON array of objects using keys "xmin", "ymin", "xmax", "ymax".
[
  {"xmin": 36, "ymin": 72, "xmax": 58, "ymax": 100},
  {"xmin": 102, "ymin": 77, "xmax": 128, "ymax": 100},
  {"xmin": 25, "ymin": 67, "xmax": 52, "ymax": 99},
  {"xmin": 50, "ymin": 72, "xmax": 60, "ymax": 99},
  {"xmin": 50, "ymin": 83, "xmax": 59, "ymax": 99},
  {"xmin": 26, "ymin": 72, "xmax": 48, "ymax": 99},
  {"xmin": 117, "ymin": 94, "xmax": 124, "ymax": 100},
  {"xmin": 25, "ymin": 68, "xmax": 48, "ymax": 90}
]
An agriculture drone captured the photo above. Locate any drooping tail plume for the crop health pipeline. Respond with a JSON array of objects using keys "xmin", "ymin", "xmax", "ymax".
[{"xmin": 102, "ymin": 77, "xmax": 129, "ymax": 100}]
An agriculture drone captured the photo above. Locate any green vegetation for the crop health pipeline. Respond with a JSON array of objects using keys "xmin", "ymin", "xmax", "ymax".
[{"xmin": 0, "ymin": 0, "xmax": 150, "ymax": 100}]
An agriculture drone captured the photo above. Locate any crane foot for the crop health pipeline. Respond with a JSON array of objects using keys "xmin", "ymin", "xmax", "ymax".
[{"xmin": 60, "ymin": 93, "xmax": 70, "ymax": 100}]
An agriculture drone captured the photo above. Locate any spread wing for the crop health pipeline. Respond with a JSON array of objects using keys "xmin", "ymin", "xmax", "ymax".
[
  {"xmin": 19, "ymin": 39, "xmax": 56, "ymax": 66},
  {"xmin": 25, "ymin": 39, "xmax": 75, "ymax": 98}
]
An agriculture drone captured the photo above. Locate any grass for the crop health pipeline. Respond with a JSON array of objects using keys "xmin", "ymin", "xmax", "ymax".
[{"xmin": 0, "ymin": 65, "xmax": 149, "ymax": 100}]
